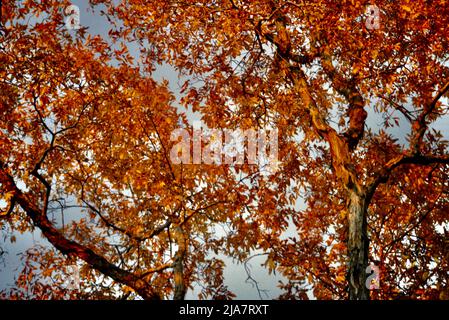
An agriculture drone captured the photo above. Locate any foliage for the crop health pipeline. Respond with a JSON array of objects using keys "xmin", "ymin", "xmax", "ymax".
[{"xmin": 1, "ymin": 0, "xmax": 449, "ymax": 300}]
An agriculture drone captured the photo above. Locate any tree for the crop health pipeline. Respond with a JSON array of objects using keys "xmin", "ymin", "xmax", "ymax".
[
  {"xmin": 102, "ymin": 0, "xmax": 449, "ymax": 299},
  {"xmin": 1, "ymin": 0, "xmax": 449, "ymax": 300},
  {"xmin": 0, "ymin": 0, "xmax": 249, "ymax": 300}
]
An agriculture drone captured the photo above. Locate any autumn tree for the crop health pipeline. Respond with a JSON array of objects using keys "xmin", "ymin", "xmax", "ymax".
[
  {"xmin": 0, "ymin": 0, "xmax": 256, "ymax": 300},
  {"xmin": 2, "ymin": 0, "xmax": 449, "ymax": 300},
  {"xmin": 98, "ymin": 0, "xmax": 449, "ymax": 299}
]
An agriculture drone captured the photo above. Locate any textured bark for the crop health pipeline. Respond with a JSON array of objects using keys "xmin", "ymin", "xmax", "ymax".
[
  {"xmin": 173, "ymin": 226, "xmax": 187, "ymax": 300},
  {"xmin": 289, "ymin": 67, "xmax": 371, "ymax": 299},
  {"xmin": 347, "ymin": 190, "xmax": 370, "ymax": 300}
]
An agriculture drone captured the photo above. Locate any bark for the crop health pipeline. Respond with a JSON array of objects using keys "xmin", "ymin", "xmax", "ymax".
[
  {"xmin": 172, "ymin": 226, "xmax": 187, "ymax": 300},
  {"xmin": 347, "ymin": 189, "xmax": 370, "ymax": 300},
  {"xmin": 288, "ymin": 67, "xmax": 371, "ymax": 299},
  {"xmin": 263, "ymin": 15, "xmax": 372, "ymax": 299}
]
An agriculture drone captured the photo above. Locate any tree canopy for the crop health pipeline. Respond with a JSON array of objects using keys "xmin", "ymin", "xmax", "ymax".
[{"xmin": 1, "ymin": 0, "xmax": 449, "ymax": 300}]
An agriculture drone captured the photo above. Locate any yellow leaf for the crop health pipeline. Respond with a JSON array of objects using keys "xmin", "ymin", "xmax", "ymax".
[{"xmin": 402, "ymin": 5, "xmax": 412, "ymax": 12}]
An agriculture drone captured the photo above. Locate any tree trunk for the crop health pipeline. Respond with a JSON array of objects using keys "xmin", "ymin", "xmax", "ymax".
[
  {"xmin": 347, "ymin": 189, "xmax": 370, "ymax": 300},
  {"xmin": 173, "ymin": 226, "xmax": 187, "ymax": 300}
]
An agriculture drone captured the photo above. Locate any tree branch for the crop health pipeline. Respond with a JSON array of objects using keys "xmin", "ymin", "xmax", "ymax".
[
  {"xmin": 429, "ymin": 81, "xmax": 449, "ymax": 113},
  {"xmin": 380, "ymin": 94, "xmax": 414, "ymax": 123},
  {"xmin": 410, "ymin": 80, "xmax": 449, "ymax": 153},
  {"xmin": 254, "ymin": 12, "xmax": 362, "ymax": 192},
  {"xmin": 0, "ymin": 166, "xmax": 162, "ymax": 300},
  {"xmin": 80, "ymin": 187, "xmax": 171, "ymax": 243},
  {"xmin": 314, "ymin": 35, "xmax": 367, "ymax": 150},
  {"xmin": 366, "ymin": 154, "xmax": 449, "ymax": 203}
]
